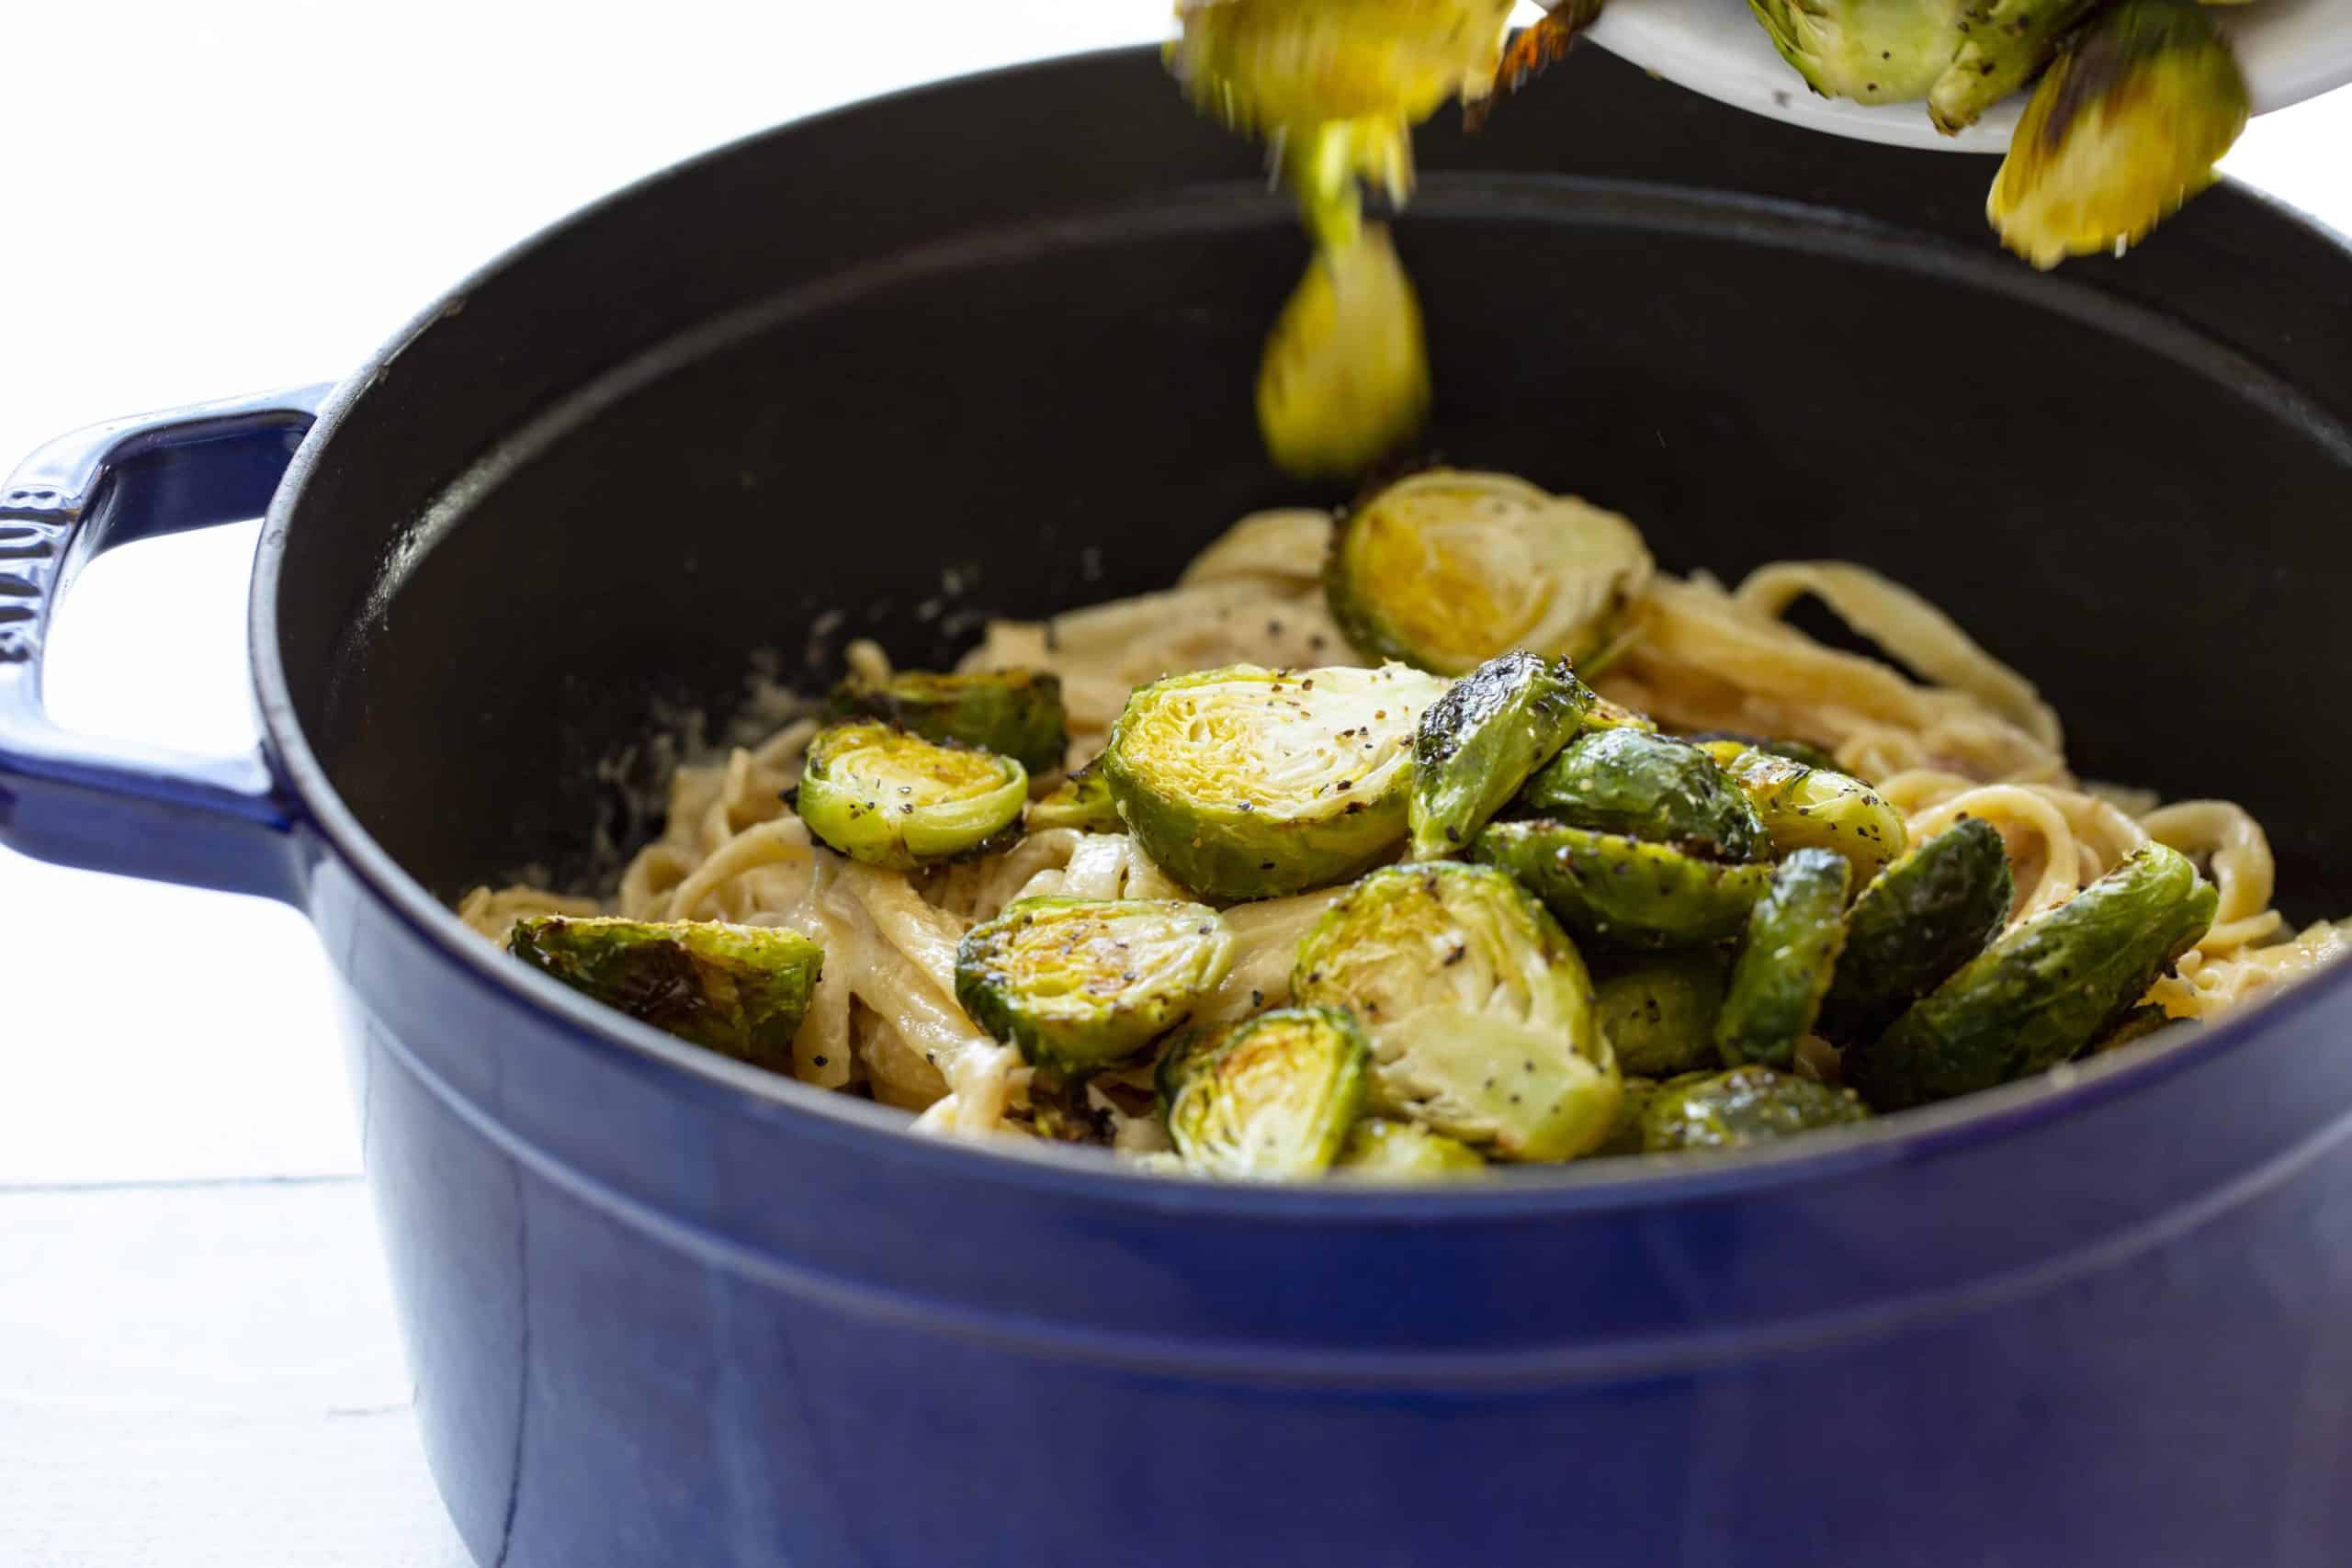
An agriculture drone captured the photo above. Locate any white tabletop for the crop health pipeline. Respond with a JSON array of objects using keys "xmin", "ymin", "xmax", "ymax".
[{"xmin": 3, "ymin": 4, "xmax": 2346, "ymax": 1562}]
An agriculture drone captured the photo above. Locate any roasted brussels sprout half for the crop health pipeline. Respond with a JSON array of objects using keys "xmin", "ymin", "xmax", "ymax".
[
  {"xmin": 1102, "ymin": 661, "xmax": 1450, "ymax": 900},
  {"xmin": 1929, "ymin": 0, "xmax": 2105, "ymax": 133},
  {"xmin": 1815, "ymin": 818, "xmax": 2014, "ymax": 1042},
  {"xmin": 1747, "ymin": 0, "xmax": 1964, "ymax": 106},
  {"xmin": 795, "ymin": 721, "xmax": 1027, "ymax": 869},
  {"xmin": 1643, "ymin": 1066, "xmax": 1871, "ymax": 1153},
  {"xmin": 1717, "ymin": 746, "xmax": 1907, "ymax": 886},
  {"xmin": 1582, "ymin": 696, "xmax": 1659, "ymax": 734},
  {"xmin": 1258, "ymin": 226, "xmax": 1432, "ymax": 478},
  {"xmin": 831, "ymin": 667, "xmax": 1068, "ymax": 776},
  {"xmin": 1332, "ymin": 1117, "xmax": 1488, "ymax": 1180},
  {"xmin": 509, "ymin": 916, "xmax": 822, "ymax": 1071},
  {"xmin": 1714, "ymin": 849, "xmax": 1851, "ymax": 1070},
  {"xmin": 955, "ymin": 897, "xmax": 1235, "ymax": 1075},
  {"xmin": 1521, "ymin": 728, "xmax": 1767, "ymax": 863},
  {"xmin": 1167, "ymin": 0, "xmax": 1515, "ymax": 139},
  {"xmin": 1326, "ymin": 469, "xmax": 1653, "ymax": 675},
  {"xmin": 1027, "ymin": 759, "xmax": 1121, "ymax": 834},
  {"xmin": 1592, "ymin": 951, "xmax": 1730, "ymax": 1077},
  {"xmin": 1409, "ymin": 651, "xmax": 1592, "ymax": 860},
  {"xmin": 1160, "ymin": 1006, "xmax": 1373, "ymax": 1179},
  {"xmin": 1988, "ymin": 0, "xmax": 2249, "ymax": 269},
  {"xmin": 1472, "ymin": 819, "xmax": 1773, "ymax": 951},
  {"xmin": 1691, "ymin": 732, "xmax": 1837, "ymax": 773},
  {"xmin": 1293, "ymin": 862, "xmax": 1619, "ymax": 1160},
  {"xmin": 1848, "ymin": 842, "xmax": 2217, "ymax": 1110}
]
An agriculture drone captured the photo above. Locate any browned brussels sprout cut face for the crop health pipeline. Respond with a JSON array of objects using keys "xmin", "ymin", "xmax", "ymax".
[
  {"xmin": 831, "ymin": 667, "xmax": 1068, "ymax": 775},
  {"xmin": 955, "ymin": 897, "xmax": 1235, "ymax": 1075},
  {"xmin": 510, "ymin": 916, "xmax": 822, "ymax": 1072},
  {"xmin": 795, "ymin": 721, "xmax": 1027, "ymax": 870},
  {"xmin": 1160, "ymin": 1007, "xmax": 1373, "ymax": 1179}
]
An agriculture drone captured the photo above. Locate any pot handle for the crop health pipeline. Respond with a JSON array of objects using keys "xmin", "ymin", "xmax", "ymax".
[{"xmin": 0, "ymin": 383, "xmax": 336, "ymax": 901}]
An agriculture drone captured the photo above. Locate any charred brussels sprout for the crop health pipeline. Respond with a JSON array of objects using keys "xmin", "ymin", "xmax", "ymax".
[
  {"xmin": 1332, "ymin": 1118, "xmax": 1487, "ymax": 1180},
  {"xmin": 1327, "ymin": 470, "xmax": 1653, "ymax": 675},
  {"xmin": 1747, "ymin": 0, "xmax": 1964, "ymax": 106},
  {"xmin": 1714, "ymin": 849, "xmax": 1851, "ymax": 1069},
  {"xmin": 955, "ymin": 897, "xmax": 1235, "ymax": 1075},
  {"xmin": 1409, "ymin": 651, "xmax": 1592, "ymax": 860},
  {"xmin": 796, "ymin": 721, "xmax": 1027, "ymax": 869},
  {"xmin": 1815, "ymin": 818, "xmax": 2014, "ymax": 1042},
  {"xmin": 1294, "ymin": 862, "xmax": 1619, "ymax": 1160},
  {"xmin": 1592, "ymin": 951, "xmax": 1730, "ymax": 1077},
  {"xmin": 1643, "ymin": 1066, "xmax": 1871, "ymax": 1152},
  {"xmin": 831, "ymin": 667, "xmax": 1067, "ymax": 775},
  {"xmin": 1028, "ymin": 760, "xmax": 1122, "ymax": 834},
  {"xmin": 1258, "ymin": 225, "xmax": 1432, "ymax": 478},
  {"xmin": 1160, "ymin": 1006, "xmax": 1372, "ymax": 1179},
  {"xmin": 1930, "ymin": 0, "xmax": 2106, "ymax": 133},
  {"xmin": 1102, "ymin": 661, "xmax": 1450, "ymax": 900},
  {"xmin": 1988, "ymin": 0, "xmax": 2249, "ymax": 269},
  {"xmin": 1718, "ymin": 746, "xmax": 1907, "ymax": 886},
  {"xmin": 1521, "ymin": 728, "xmax": 1767, "ymax": 863},
  {"xmin": 510, "ymin": 916, "xmax": 822, "ymax": 1071},
  {"xmin": 1849, "ymin": 842, "xmax": 2217, "ymax": 1110},
  {"xmin": 1472, "ymin": 819, "xmax": 1773, "ymax": 951}
]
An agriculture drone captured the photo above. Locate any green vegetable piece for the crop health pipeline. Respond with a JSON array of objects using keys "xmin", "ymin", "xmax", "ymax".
[
  {"xmin": 831, "ymin": 667, "xmax": 1068, "ymax": 775},
  {"xmin": 1521, "ymin": 728, "xmax": 1768, "ymax": 863},
  {"xmin": 1332, "ymin": 1118, "xmax": 1487, "ymax": 1180},
  {"xmin": 1471, "ymin": 819, "xmax": 1774, "ymax": 951},
  {"xmin": 1102, "ymin": 661, "xmax": 1451, "ymax": 900},
  {"xmin": 1592, "ymin": 951, "xmax": 1730, "ymax": 1077},
  {"xmin": 1027, "ymin": 759, "xmax": 1122, "ymax": 834},
  {"xmin": 1294, "ymin": 862, "xmax": 1620, "ymax": 1160},
  {"xmin": 2093, "ymin": 1003, "xmax": 2181, "ymax": 1054},
  {"xmin": 1849, "ymin": 842, "xmax": 2218, "ymax": 1110},
  {"xmin": 1691, "ymin": 731, "xmax": 1838, "ymax": 772},
  {"xmin": 956, "ymin": 897, "xmax": 1236, "ymax": 1075},
  {"xmin": 1988, "ymin": 0, "xmax": 2249, "ymax": 269},
  {"xmin": 1714, "ymin": 849, "xmax": 1851, "ymax": 1069},
  {"xmin": 1929, "ymin": 0, "xmax": 2105, "ymax": 133},
  {"xmin": 1161, "ymin": 1006, "xmax": 1373, "ymax": 1179},
  {"xmin": 1643, "ymin": 1066, "xmax": 1872, "ymax": 1152},
  {"xmin": 1747, "ymin": 0, "xmax": 1964, "ymax": 105},
  {"xmin": 509, "ymin": 916, "xmax": 822, "ymax": 1071},
  {"xmin": 1409, "ymin": 650, "xmax": 1593, "ymax": 861},
  {"xmin": 1591, "ymin": 1075, "xmax": 1665, "ymax": 1157},
  {"xmin": 795, "ymin": 720, "xmax": 1027, "ymax": 869},
  {"xmin": 1258, "ymin": 225, "xmax": 1432, "ymax": 478},
  {"xmin": 1718, "ymin": 746, "xmax": 1907, "ymax": 886},
  {"xmin": 1326, "ymin": 468, "xmax": 1653, "ymax": 675},
  {"xmin": 1815, "ymin": 818, "xmax": 2014, "ymax": 1042},
  {"xmin": 1582, "ymin": 695, "xmax": 1658, "ymax": 734},
  {"xmin": 1166, "ymin": 0, "xmax": 1514, "ymax": 137}
]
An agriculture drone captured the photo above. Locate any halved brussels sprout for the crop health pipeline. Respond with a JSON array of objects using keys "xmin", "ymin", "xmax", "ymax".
[
  {"xmin": 1747, "ymin": 0, "xmax": 1963, "ymax": 105},
  {"xmin": 1007, "ymin": 1072, "xmax": 1115, "ymax": 1145},
  {"xmin": 1160, "ymin": 1006, "xmax": 1373, "ymax": 1179},
  {"xmin": 2093, "ymin": 1003, "xmax": 2179, "ymax": 1054},
  {"xmin": 795, "ymin": 721, "xmax": 1027, "ymax": 869},
  {"xmin": 1929, "ymin": 0, "xmax": 2104, "ymax": 133},
  {"xmin": 1326, "ymin": 469, "xmax": 1654, "ymax": 675},
  {"xmin": 955, "ymin": 897, "xmax": 1235, "ymax": 1075},
  {"xmin": 1714, "ymin": 849, "xmax": 1851, "ymax": 1069},
  {"xmin": 1332, "ymin": 1117, "xmax": 1488, "ymax": 1180},
  {"xmin": 1258, "ymin": 226, "xmax": 1432, "ymax": 478},
  {"xmin": 1166, "ymin": 0, "xmax": 1515, "ymax": 137},
  {"xmin": 1027, "ymin": 759, "xmax": 1122, "ymax": 834},
  {"xmin": 1409, "ymin": 650, "xmax": 1593, "ymax": 860},
  {"xmin": 1293, "ymin": 862, "xmax": 1619, "ymax": 1160},
  {"xmin": 1987, "ymin": 0, "xmax": 2249, "ymax": 269},
  {"xmin": 1520, "ymin": 728, "xmax": 1767, "ymax": 863},
  {"xmin": 1643, "ymin": 1066, "xmax": 1872, "ymax": 1153},
  {"xmin": 1582, "ymin": 696, "xmax": 1659, "ymax": 734},
  {"xmin": 509, "ymin": 916, "xmax": 822, "ymax": 1071},
  {"xmin": 1592, "ymin": 950, "xmax": 1730, "ymax": 1077},
  {"xmin": 1717, "ymin": 746, "xmax": 1907, "ymax": 886},
  {"xmin": 1102, "ymin": 661, "xmax": 1450, "ymax": 900},
  {"xmin": 1691, "ymin": 732, "xmax": 1837, "ymax": 773},
  {"xmin": 1591, "ymin": 1074, "xmax": 1667, "ymax": 1156},
  {"xmin": 831, "ymin": 667, "xmax": 1068, "ymax": 775},
  {"xmin": 1472, "ymin": 819, "xmax": 1774, "ymax": 951},
  {"xmin": 1848, "ymin": 842, "xmax": 2217, "ymax": 1110},
  {"xmin": 1815, "ymin": 817, "xmax": 2014, "ymax": 1042}
]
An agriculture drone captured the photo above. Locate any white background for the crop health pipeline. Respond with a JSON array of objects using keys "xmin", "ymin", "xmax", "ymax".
[{"xmin": 2, "ymin": 3, "xmax": 2347, "ymax": 1189}]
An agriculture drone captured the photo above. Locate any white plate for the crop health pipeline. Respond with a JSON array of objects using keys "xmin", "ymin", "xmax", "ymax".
[{"xmin": 1582, "ymin": 0, "xmax": 2352, "ymax": 153}]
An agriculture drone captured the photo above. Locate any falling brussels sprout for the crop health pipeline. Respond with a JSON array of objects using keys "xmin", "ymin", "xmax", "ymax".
[
  {"xmin": 795, "ymin": 721, "xmax": 1027, "ymax": 869},
  {"xmin": 1408, "ymin": 650, "xmax": 1593, "ymax": 861},
  {"xmin": 1713, "ymin": 849, "xmax": 1852, "ymax": 1070},
  {"xmin": 1848, "ymin": 842, "xmax": 2217, "ymax": 1110},
  {"xmin": 1294, "ymin": 862, "xmax": 1620, "ymax": 1160},
  {"xmin": 1643, "ymin": 1066, "xmax": 1872, "ymax": 1153},
  {"xmin": 1326, "ymin": 470, "xmax": 1655, "ymax": 675},
  {"xmin": 1929, "ymin": 0, "xmax": 2107, "ymax": 133},
  {"xmin": 1717, "ymin": 746, "xmax": 1908, "ymax": 886},
  {"xmin": 1167, "ymin": 0, "xmax": 1515, "ymax": 141},
  {"xmin": 1747, "ymin": 0, "xmax": 1965, "ymax": 106},
  {"xmin": 1592, "ymin": 950, "xmax": 1731, "ymax": 1077},
  {"xmin": 1257, "ymin": 225, "xmax": 1433, "ymax": 478},
  {"xmin": 1691, "ymin": 732, "xmax": 1838, "ymax": 773},
  {"xmin": 956, "ymin": 897, "xmax": 1236, "ymax": 1075},
  {"xmin": 1815, "ymin": 817, "xmax": 2014, "ymax": 1042},
  {"xmin": 1332, "ymin": 1117, "xmax": 1488, "ymax": 1180},
  {"xmin": 1988, "ymin": 0, "xmax": 2249, "ymax": 269},
  {"xmin": 831, "ymin": 667, "xmax": 1068, "ymax": 776},
  {"xmin": 1027, "ymin": 759, "xmax": 1122, "ymax": 834},
  {"xmin": 1160, "ymin": 1006, "xmax": 1373, "ymax": 1179},
  {"xmin": 1521, "ymin": 728, "xmax": 1768, "ymax": 863},
  {"xmin": 1101, "ymin": 661, "xmax": 1450, "ymax": 900},
  {"xmin": 510, "ymin": 916, "xmax": 822, "ymax": 1072},
  {"xmin": 1472, "ymin": 819, "xmax": 1774, "ymax": 951}
]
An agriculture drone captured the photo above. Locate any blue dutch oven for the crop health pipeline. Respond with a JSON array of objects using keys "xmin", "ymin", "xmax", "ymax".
[{"xmin": 5, "ymin": 47, "xmax": 2349, "ymax": 1568}]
